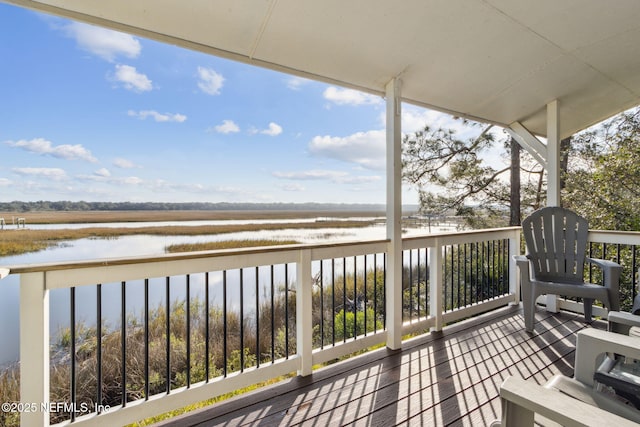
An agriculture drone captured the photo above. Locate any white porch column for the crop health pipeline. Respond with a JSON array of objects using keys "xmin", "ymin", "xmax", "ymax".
[
  {"xmin": 386, "ymin": 78, "xmax": 402, "ymax": 350},
  {"xmin": 546, "ymin": 100, "xmax": 561, "ymax": 207},
  {"xmin": 20, "ymin": 272, "xmax": 50, "ymax": 427},
  {"xmin": 546, "ymin": 100, "xmax": 561, "ymax": 311},
  {"xmin": 296, "ymin": 249, "xmax": 313, "ymax": 376}
]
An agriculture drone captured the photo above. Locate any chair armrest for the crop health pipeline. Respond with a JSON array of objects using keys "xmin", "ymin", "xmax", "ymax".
[
  {"xmin": 608, "ymin": 311, "xmax": 640, "ymax": 328},
  {"xmin": 513, "ymin": 255, "xmax": 532, "ymax": 295},
  {"xmin": 585, "ymin": 257, "xmax": 622, "ymax": 286},
  {"xmin": 574, "ymin": 328, "xmax": 640, "ymax": 386},
  {"xmin": 585, "ymin": 258, "xmax": 621, "ymax": 311},
  {"xmin": 513, "ymin": 255, "xmax": 530, "ymax": 280},
  {"xmin": 499, "ymin": 376, "xmax": 638, "ymax": 426},
  {"xmin": 513, "ymin": 254, "xmax": 529, "ymax": 264},
  {"xmin": 586, "ymin": 258, "xmax": 621, "ymax": 270}
]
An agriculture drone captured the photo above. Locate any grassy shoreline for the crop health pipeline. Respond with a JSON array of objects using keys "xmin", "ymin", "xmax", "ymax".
[
  {"xmin": 0, "ymin": 211, "xmax": 379, "ymax": 256},
  {"xmin": 0, "ymin": 209, "xmax": 383, "ymax": 224}
]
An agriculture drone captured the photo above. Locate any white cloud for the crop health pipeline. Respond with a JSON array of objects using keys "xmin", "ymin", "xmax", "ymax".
[
  {"xmin": 308, "ymin": 130, "xmax": 386, "ymax": 170},
  {"xmin": 214, "ymin": 120, "xmax": 240, "ymax": 134},
  {"xmin": 273, "ymin": 170, "xmax": 348, "ymax": 181},
  {"xmin": 261, "ymin": 122, "xmax": 283, "ymax": 136},
  {"xmin": 273, "ymin": 169, "xmax": 380, "ymax": 185},
  {"xmin": 12, "ymin": 167, "xmax": 67, "ymax": 181},
  {"xmin": 286, "ymin": 77, "xmax": 311, "ymax": 90},
  {"xmin": 113, "ymin": 158, "xmax": 139, "ymax": 169},
  {"xmin": 280, "ymin": 183, "xmax": 305, "ymax": 192},
  {"xmin": 78, "ymin": 173, "xmax": 143, "ymax": 185},
  {"xmin": 128, "ymin": 110, "xmax": 187, "ymax": 123},
  {"xmin": 112, "ymin": 65, "xmax": 153, "ymax": 92},
  {"xmin": 5, "ymin": 138, "xmax": 97, "ymax": 162},
  {"xmin": 64, "ymin": 22, "xmax": 141, "ymax": 62},
  {"xmin": 0, "ymin": 178, "xmax": 12, "ymax": 187},
  {"xmin": 400, "ymin": 107, "xmax": 465, "ymax": 134},
  {"xmin": 323, "ymin": 86, "xmax": 382, "ymax": 106},
  {"xmin": 197, "ymin": 67, "xmax": 224, "ymax": 95},
  {"xmin": 94, "ymin": 168, "xmax": 111, "ymax": 177}
]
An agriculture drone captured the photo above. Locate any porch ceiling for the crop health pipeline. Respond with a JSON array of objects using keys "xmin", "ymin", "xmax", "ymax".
[{"xmin": 7, "ymin": 0, "xmax": 640, "ymax": 138}]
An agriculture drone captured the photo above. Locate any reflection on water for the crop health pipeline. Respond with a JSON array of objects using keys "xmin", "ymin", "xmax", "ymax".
[{"xmin": 0, "ymin": 219, "xmax": 453, "ymax": 366}]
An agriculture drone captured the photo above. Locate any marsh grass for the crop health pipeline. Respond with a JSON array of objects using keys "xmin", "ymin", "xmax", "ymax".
[
  {"xmin": 0, "ymin": 210, "xmax": 382, "ymax": 224},
  {"xmin": 0, "ymin": 219, "xmax": 374, "ymax": 256},
  {"xmin": 165, "ymin": 239, "xmax": 300, "ymax": 253}
]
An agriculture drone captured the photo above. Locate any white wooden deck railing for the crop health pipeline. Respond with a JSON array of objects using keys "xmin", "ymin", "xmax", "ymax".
[{"xmin": 15, "ymin": 226, "xmax": 640, "ymax": 427}]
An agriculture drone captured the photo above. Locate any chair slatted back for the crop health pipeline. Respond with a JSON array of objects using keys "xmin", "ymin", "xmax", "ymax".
[{"xmin": 521, "ymin": 207, "xmax": 588, "ymax": 284}]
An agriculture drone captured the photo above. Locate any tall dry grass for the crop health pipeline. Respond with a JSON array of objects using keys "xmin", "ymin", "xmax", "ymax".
[{"xmin": 0, "ymin": 219, "xmax": 373, "ymax": 256}]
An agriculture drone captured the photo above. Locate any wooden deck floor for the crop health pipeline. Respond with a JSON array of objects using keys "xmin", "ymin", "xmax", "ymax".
[{"xmin": 155, "ymin": 305, "xmax": 606, "ymax": 427}]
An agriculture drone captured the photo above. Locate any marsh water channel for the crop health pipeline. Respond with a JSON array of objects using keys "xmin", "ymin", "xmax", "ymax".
[{"xmin": 0, "ymin": 217, "xmax": 455, "ymax": 366}]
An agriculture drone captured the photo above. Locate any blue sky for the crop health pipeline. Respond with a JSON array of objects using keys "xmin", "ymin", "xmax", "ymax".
[{"xmin": 0, "ymin": 3, "xmax": 472, "ymax": 205}]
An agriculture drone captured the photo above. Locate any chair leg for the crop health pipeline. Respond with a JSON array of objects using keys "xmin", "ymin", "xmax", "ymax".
[
  {"xmin": 522, "ymin": 282, "xmax": 535, "ymax": 332},
  {"xmin": 583, "ymin": 298, "xmax": 593, "ymax": 322},
  {"xmin": 607, "ymin": 292, "xmax": 620, "ymax": 312}
]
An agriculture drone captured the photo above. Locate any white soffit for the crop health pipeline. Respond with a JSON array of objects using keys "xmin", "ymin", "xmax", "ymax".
[{"xmin": 5, "ymin": 0, "xmax": 640, "ymax": 138}]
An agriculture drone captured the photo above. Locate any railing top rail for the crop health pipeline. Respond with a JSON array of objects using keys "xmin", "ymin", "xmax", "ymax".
[
  {"xmin": 588, "ymin": 229, "xmax": 640, "ymax": 245},
  {"xmin": 1, "ymin": 239, "xmax": 390, "ymax": 276},
  {"xmin": 402, "ymin": 226, "xmax": 521, "ymax": 247}
]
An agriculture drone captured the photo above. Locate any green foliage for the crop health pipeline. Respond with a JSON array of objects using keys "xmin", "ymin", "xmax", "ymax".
[
  {"xmin": 313, "ymin": 266, "xmax": 385, "ymax": 347},
  {"xmin": 564, "ymin": 108, "xmax": 640, "ymax": 231},
  {"xmin": 333, "ymin": 308, "xmax": 382, "ymax": 341}
]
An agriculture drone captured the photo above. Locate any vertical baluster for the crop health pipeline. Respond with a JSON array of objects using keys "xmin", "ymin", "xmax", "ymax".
[
  {"xmin": 463, "ymin": 244, "xmax": 468, "ymax": 306},
  {"xmin": 474, "ymin": 242, "xmax": 479, "ymax": 304},
  {"xmin": 332, "ymin": 259, "xmax": 336, "ymax": 345},
  {"xmin": 401, "ymin": 251, "xmax": 405, "ymax": 321},
  {"xmin": 409, "ymin": 250, "xmax": 413, "ymax": 320},
  {"xmin": 144, "ymin": 279, "xmax": 149, "ymax": 398},
  {"xmin": 165, "ymin": 277, "xmax": 170, "ymax": 393},
  {"xmin": 97, "ymin": 284, "xmax": 103, "ymax": 410},
  {"xmin": 205, "ymin": 272, "xmax": 210, "ymax": 381},
  {"xmin": 364, "ymin": 255, "xmax": 367, "ymax": 336},
  {"xmin": 492, "ymin": 240, "xmax": 496, "ymax": 298},
  {"xmin": 383, "ymin": 253, "xmax": 387, "ymax": 330},
  {"xmin": 443, "ymin": 247, "xmax": 448, "ymax": 311},
  {"xmin": 186, "ymin": 274, "xmax": 191, "ymax": 387},
  {"xmin": 589, "ymin": 242, "xmax": 594, "ymax": 283},
  {"xmin": 343, "ymin": 258, "xmax": 347, "ymax": 342},
  {"xmin": 285, "ymin": 264, "xmax": 289, "ymax": 358},
  {"xmin": 425, "ymin": 249, "xmax": 430, "ymax": 317},
  {"xmin": 503, "ymin": 239, "xmax": 508, "ymax": 295},
  {"xmin": 255, "ymin": 266, "xmax": 260, "ymax": 368},
  {"xmin": 353, "ymin": 256, "xmax": 357, "ymax": 339},
  {"xmin": 270, "ymin": 265, "xmax": 275, "ymax": 363},
  {"xmin": 121, "ymin": 281, "xmax": 126, "ymax": 406},
  {"xmin": 373, "ymin": 254, "xmax": 378, "ymax": 331},
  {"xmin": 320, "ymin": 260, "xmax": 324, "ymax": 347},
  {"xmin": 450, "ymin": 245, "xmax": 455, "ymax": 310},
  {"xmin": 223, "ymin": 271, "xmax": 228, "ymax": 377},
  {"xmin": 633, "ymin": 246, "xmax": 638, "ymax": 301},
  {"xmin": 240, "ymin": 268, "xmax": 244, "ymax": 371},
  {"xmin": 482, "ymin": 242, "xmax": 486, "ymax": 301},
  {"xmin": 416, "ymin": 249, "xmax": 420, "ymax": 319},
  {"xmin": 70, "ymin": 287, "xmax": 76, "ymax": 421},
  {"xmin": 457, "ymin": 244, "xmax": 461, "ymax": 308}
]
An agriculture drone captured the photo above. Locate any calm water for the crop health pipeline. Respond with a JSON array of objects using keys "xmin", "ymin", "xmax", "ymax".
[{"xmin": 0, "ymin": 218, "xmax": 452, "ymax": 366}]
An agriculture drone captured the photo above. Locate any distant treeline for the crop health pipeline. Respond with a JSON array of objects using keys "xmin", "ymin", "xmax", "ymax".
[{"xmin": 0, "ymin": 201, "xmax": 403, "ymax": 212}]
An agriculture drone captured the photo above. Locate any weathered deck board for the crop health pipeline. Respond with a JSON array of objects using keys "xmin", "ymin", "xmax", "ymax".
[{"xmin": 155, "ymin": 305, "xmax": 606, "ymax": 427}]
